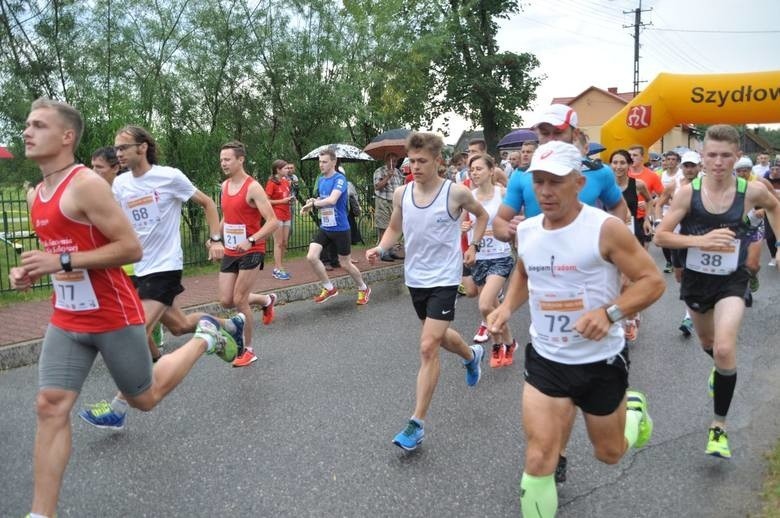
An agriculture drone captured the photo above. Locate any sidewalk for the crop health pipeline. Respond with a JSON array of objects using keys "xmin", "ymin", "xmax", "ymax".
[{"xmin": 0, "ymin": 248, "xmax": 404, "ymax": 370}]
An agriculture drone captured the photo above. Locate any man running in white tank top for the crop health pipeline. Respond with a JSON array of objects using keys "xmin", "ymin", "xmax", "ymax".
[
  {"xmin": 366, "ymin": 132, "xmax": 488, "ymax": 451},
  {"xmin": 488, "ymin": 141, "xmax": 665, "ymax": 517}
]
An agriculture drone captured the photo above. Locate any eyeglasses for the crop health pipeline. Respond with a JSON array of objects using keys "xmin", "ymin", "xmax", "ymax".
[{"xmin": 114, "ymin": 143, "xmax": 142, "ymax": 152}]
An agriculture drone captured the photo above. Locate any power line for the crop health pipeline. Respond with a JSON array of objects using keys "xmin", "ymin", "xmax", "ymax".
[{"xmin": 648, "ymin": 27, "xmax": 780, "ymax": 34}]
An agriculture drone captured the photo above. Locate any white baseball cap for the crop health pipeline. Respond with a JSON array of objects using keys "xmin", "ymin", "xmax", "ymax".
[
  {"xmin": 532, "ymin": 104, "xmax": 578, "ymax": 130},
  {"xmin": 528, "ymin": 141, "xmax": 583, "ymax": 176},
  {"xmin": 681, "ymin": 151, "xmax": 701, "ymax": 165},
  {"xmin": 734, "ymin": 156, "xmax": 753, "ymax": 170}
]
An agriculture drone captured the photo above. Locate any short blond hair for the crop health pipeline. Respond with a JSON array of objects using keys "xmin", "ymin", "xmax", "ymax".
[{"xmin": 31, "ymin": 98, "xmax": 84, "ymax": 150}]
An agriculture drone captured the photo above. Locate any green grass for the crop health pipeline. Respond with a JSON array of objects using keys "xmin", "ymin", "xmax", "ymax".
[{"xmin": 761, "ymin": 438, "xmax": 780, "ymax": 517}]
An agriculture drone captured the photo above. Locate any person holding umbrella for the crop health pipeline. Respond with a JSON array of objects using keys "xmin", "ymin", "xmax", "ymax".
[{"xmin": 373, "ymin": 152, "xmax": 403, "ymax": 261}]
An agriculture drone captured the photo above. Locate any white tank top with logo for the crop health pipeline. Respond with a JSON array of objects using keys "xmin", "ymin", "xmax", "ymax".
[
  {"xmin": 402, "ymin": 180, "xmax": 462, "ymax": 288},
  {"xmin": 516, "ymin": 204, "xmax": 624, "ymax": 364},
  {"xmin": 468, "ymin": 186, "xmax": 512, "ymax": 260}
]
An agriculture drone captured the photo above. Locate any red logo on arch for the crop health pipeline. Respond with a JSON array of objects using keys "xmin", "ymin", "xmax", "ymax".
[{"xmin": 626, "ymin": 105, "xmax": 652, "ymax": 129}]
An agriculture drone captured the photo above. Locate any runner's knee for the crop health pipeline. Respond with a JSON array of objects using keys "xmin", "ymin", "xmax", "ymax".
[
  {"xmin": 35, "ymin": 390, "xmax": 72, "ymax": 420},
  {"xmin": 593, "ymin": 441, "xmax": 625, "ymax": 465}
]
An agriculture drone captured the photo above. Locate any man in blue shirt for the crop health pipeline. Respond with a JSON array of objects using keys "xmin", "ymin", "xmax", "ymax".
[
  {"xmin": 304, "ymin": 148, "xmax": 371, "ymax": 305},
  {"xmin": 495, "ymin": 104, "xmax": 627, "ymax": 240}
]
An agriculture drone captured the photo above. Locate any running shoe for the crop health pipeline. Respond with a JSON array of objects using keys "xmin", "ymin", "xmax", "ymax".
[
  {"xmin": 489, "ymin": 344, "xmax": 504, "ymax": 368},
  {"xmin": 152, "ymin": 322, "xmax": 165, "ymax": 350},
  {"xmin": 554, "ymin": 455, "xmax": 567, "ymax": 484},
  {"xmin": 232, "ymin": 346, "xmax": 258, "ymax": 367},
  {"xmin": 626, "ymin": 390, "xmax": 653, "ymax": 448},
  {"xmin": 473, "ymin": 322, "xmax": 489, "ymax": 343},
  {"xmin": 457, "ymin": 284, "xmax": 467, "ymax": 297},
  {"xmin": 663, "ymin": 262, "xmax": 673, "ymax": 273},
  {"xmin": 502, "ymin": 340, "xmax": 518, "ymax": 367},
  {"xmin": 356, "ymin": 286, "xmax": 371, "ymax": 305},
  {"xmin": 196, "ymin": 316, "xmax": 237, "ymax": 363},
  {"xmin": 314, "ymin": 286, "xmax": 338, "ymax": 304},
  {"xmin": 464, "ymin": 344, "xmax": 484, "ymax": 386},
  {"xmin": 393, "ymin": 419, "xmax": 424, "ymax": 451},
  {"xmin": 227, "ymin": 312, "xmax": 246, "ymax": 353},
  {"xmin": 679, "ymin": 317, "xmax": 693, "ymax": 337},
  {"xmin": 272, "ymin": 268, "xmax": 291, "ymax": 280},
  {"xmin": 262, "ymin": 294, "xmax": 277, "ymax": 325},
  {"xmin": 769, "ymin": 258, "xmax": 777, "ymax": 267},
  {"xmin": 705, "ymin": 426, "xmax": 731, "ymax": 459},
  {"xmin": 624, "ymin": 320, "xmax": 638, "ymax": 343},
  {"xmin": 749, "ymin": 272, "xmax": 759, "ymax": 293},
  {"xmin": 78, "ymin": 400, "xmax": 126, "ymax": 430},
  {"xmin": 708, "ymin": 367, "xmax": 715, "ymax": 398}
]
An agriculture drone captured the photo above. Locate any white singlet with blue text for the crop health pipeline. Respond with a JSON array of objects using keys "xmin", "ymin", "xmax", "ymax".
[
  {"xmin": 402, "ymin": 180, "xmax": 462, "ymax": 288},
  {"xmin": 516, "ymin": 204, "xmax": 624, "ymax": 365}
]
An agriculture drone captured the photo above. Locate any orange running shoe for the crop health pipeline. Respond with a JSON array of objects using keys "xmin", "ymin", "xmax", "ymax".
[
  {"xmin": 232, "ymin": 346, "xmax": 257, "ymax": 368},
  {"xmin": 356, "ymin": 286, "xmax": 371, "ymax": 305},
  {"xmin": 489, "ymin": 344, "xmax": 505, "ymax": 368},
  {"xmin": 262, "ymin": 293, "xmax": 277, "ymax": 325},
  {"xmin": 502, "ymin": 340, "xmax": 518, "ymax": 366},
  {"xmin": 314, "ymin": 286, "xmax": 339, "ymax": 303}
]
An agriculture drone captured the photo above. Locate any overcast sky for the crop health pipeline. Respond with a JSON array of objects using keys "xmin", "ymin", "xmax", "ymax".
[{"xmin": 437, "ymin": 0, "xmax": 780, "ymax": 142}]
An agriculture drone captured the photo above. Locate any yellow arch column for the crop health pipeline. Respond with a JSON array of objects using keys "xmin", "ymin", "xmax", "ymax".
[{"xmin": 601, "ymin": 71, "xmax": 780, "ymax": 157}]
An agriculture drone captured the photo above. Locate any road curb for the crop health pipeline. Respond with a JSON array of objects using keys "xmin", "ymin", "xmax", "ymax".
[{"xmin": 0, "ymin": 264, "xmax": 404, "ymax": 371}]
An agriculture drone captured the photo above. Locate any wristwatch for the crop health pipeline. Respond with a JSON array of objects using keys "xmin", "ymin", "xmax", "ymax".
[
  {"xmin": 605, "ymin": 304, "xmax": 624, "ymax": 323},
  {"xmin": 210, "ymin": 234, "xmax": 223, "ymax": 243},
  {"xmin": 469, "ymin": 242, "xmax": 481, "ymax": 252},
  {"xmin": 248, "ymin": 236, "xmax": 256, "ymax": 245},
  {"xmin": 60, "ymin": 252, "xmax": 73, "ymax": 272}
]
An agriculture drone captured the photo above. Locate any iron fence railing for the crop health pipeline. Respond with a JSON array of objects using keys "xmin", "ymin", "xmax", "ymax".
[{"xmin": 0, "ymin": 186, "xmax": 378, "ymax": 294}]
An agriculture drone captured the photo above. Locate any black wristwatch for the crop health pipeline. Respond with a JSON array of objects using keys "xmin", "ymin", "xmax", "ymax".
[
  {"xmin": 60, "ymin": 252, "xmax": 73, "ymax": 272},
  {"xmin": 469, "ymin": 242, "xmax": 481, "ymax": 252}
]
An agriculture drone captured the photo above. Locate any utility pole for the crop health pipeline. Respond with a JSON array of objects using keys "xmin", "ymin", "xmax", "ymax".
[{"xmin": 623, "ymin": 0, "xmax": 652, "ymax": 96}]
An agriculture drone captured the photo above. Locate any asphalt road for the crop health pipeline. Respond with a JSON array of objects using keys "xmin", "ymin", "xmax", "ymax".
[{"xmin": 2, "ymin": 248, "xmax": 780, "ymax": 517}]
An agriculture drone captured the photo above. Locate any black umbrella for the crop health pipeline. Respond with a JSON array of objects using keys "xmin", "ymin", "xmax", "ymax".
[{"xmin": 497, "ymin": 129, "xmax": 537, "ymax": 149}]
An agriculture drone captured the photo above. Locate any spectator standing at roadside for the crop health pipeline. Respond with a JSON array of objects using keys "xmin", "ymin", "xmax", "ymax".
[
  {"xmin": 266, "ymin": 159, "xmax": 294, "ymax": 280},
  {"xmin": 373, "ymin": 152, "xmax": 403, "ymax": 261}
]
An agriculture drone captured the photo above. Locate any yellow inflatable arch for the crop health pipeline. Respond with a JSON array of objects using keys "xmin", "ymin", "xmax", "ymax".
[{"xmin": 601, "ymin": 71, "xmax": 780, "ymax": 157}]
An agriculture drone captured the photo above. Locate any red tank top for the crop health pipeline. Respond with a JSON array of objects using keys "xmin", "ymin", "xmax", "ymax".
[
  {"xmin": 221, "ymin": 176, "xmax": 265, "ymax": 256},
  {"xmin": 31, "ymin": 167, "xmax": 145, "ymax": 332},
  {"xmin": 265, "ymin": 176, "xmax": 292, "ymax": 222}
]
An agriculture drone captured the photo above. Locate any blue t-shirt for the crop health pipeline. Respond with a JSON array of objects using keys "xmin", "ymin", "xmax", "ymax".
[
  {"xmin": 503, "ymin": 162, "xmax": 623, "ymax": 217},
  {"xmin": 316, "ymin": 172, "xmax": 350, "ymax": 232}
]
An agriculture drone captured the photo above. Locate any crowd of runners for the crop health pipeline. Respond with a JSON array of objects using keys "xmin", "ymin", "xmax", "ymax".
[{"xmin": 9, "ymin": 98, "xmax": 780, "ymax": 517}]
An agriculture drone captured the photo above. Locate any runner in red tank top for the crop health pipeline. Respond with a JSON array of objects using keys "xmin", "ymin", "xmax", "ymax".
[
  {"xmin": 11, "ymin": 99, "xmax": 239, "ymax": 518},
  {"xmin": 218, "ymin": 141, "xmax": 278, "ymax": 367}
]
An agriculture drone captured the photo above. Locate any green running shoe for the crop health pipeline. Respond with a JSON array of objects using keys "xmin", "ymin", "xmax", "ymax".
[
  {"xmin": 626, "ymin": 390, "xmax": 653, "ymax": 448},
  {"xmin": 705, "ymin": 426, "xmax": 731, "ymax": 459},
  {"xmin": 708, "ymin": 367, "xmax": 715, "ymax": 398},
  {"xmin": 195, "ymin": 316, "xmax": 237, "ymax": 363}
]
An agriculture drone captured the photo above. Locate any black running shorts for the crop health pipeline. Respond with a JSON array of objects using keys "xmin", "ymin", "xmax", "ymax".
[{"xmin": 524, "ymin": 344, "xmax": 630, "ymax": 416}]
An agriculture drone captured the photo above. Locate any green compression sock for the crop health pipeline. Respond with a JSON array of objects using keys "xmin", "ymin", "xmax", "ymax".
[
  {"xmin": 520, "ymin": 472, "xmax": 557, "ymax": 518},
  {"xmin": 624, "ymin": 405, "xmax": 641, "ymax": 448}
]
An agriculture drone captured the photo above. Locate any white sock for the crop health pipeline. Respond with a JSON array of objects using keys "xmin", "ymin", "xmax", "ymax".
[
  {"xmin": 685, "ymin": 309, "xmax": 691, "ymax": 319},
  {"xmin": 29, "ymin": 513, "xmax": 48, "ymax": 518},
  {"xmin": 357, "ymin": 283, "xmax": 367, "ymax": 291},
  {"xmin": 323, "ymin": 281, "xmax": 334, "ymax": 290},
  {"xmin": 110, "ymin": 396, "xmax": 129, "ymax": 416}
]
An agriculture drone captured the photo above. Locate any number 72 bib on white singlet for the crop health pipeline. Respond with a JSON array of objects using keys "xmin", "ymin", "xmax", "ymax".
[
  {"xmin": 529, "ymin": 288, "xmax": 588, "ymax": 346},
  {"xmin": 52, "ymin": 270, "xmax": 99, "ymax": 311},
  {"xmin": 124, "ymin": 194, "xmax": 161, "ymax": 231},
  {"xmin": 685, "ymin": 239, "xmax": 740, "ymax": 275}
]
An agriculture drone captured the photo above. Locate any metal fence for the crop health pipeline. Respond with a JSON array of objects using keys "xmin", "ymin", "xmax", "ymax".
[{"xmin": 0, "ymin": 186, "xmax": 378, "ymax": 294}]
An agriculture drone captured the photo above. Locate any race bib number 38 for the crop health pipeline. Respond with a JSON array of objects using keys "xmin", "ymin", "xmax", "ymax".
[
  {"xmin": 530, "ymin": 289, "xmax": 587, "ymax": 345},
  {"xmin": 52, "ymin": 270, "xmax": 99, "ymax": 311},
  {"xmin": 686, "ymin": 239, "xmax": 740, "ymax": 275}
]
